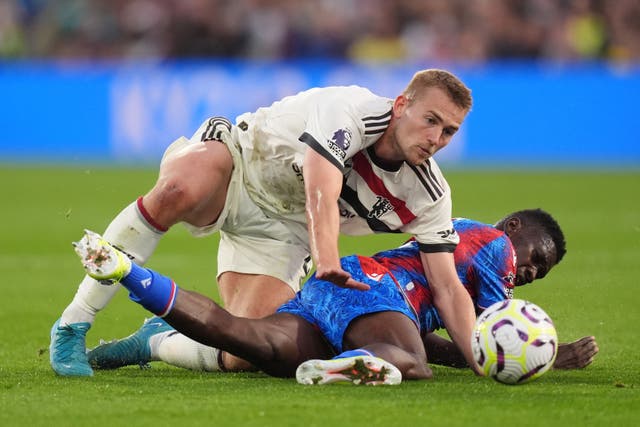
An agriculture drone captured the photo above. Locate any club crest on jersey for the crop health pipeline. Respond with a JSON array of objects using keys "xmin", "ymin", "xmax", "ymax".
[
  {"xmin": 327, "ymin": 128, "xmax": 352, "ymax": 160},
  {"xmin": 368, "ymin": 196, "xmax": 393, "ymax": 219},
  {"xmin": 503, "ymin": 271, "xmax": 516, "ymax": 287}
]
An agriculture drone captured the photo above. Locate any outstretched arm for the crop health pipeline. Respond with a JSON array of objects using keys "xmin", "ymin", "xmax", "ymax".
[
  {"xmin": 424, "ymin": 333, "xmax": 599, "ymax": 370},
  {"xmin": 420, "ymin": 251, "xmax": 481, "ymax": 375},
  {"xmin": 303, "ymin": 148, "xmax": 369, "ymax": 290},
  {"xmin": 423, "ymin": 333, "xmax": 467, "ymax": 368}
]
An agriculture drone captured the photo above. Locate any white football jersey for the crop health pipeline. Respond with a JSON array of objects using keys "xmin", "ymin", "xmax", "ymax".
[
  {"xmin": 233, "ymin": 85, "xmax": 458, "ymax": 251},
  {"xmin": 339, "ymin": 147, "xmax": 458, "ymax": 250},
  {"xmin": 235, "ymin": 86, "xmax": 391, "ymax": 217}
]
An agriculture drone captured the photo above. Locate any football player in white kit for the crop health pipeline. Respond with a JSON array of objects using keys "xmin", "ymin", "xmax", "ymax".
[{"xmin": 50, "ymin": 69, "xmax": 481, "ymax": 376}]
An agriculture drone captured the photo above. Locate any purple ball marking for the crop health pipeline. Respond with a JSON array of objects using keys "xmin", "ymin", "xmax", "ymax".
[
  {"xmin": 520, "ymin": 305, "xmax": 541, "ymax": 323},
  {"xmin": 518, "ymin": 364, "xmax": 546, "ymax": 383},
  {"xmin": 531, "ymin": 338, "xmax": 557, "ymax": 363},
  {"xmin": 530, "ymin": 338, "xmax": 551, "ymax": 347},
  {"xmin": 498, "ymin": 300, "xmax": 510, "ymax": 311},
  {"xmin": 496, "ymin": 342, "xmax": 505, "ymax": 372},
  {"xmin": 491, "ymin": 319, "xmax": 513, "ymax": 336},
  {"xmin": 477, "ymin": 348, "xmax": 485, "ymax": 366},
  {"xmin": 517, "ymin": 329, "xmax": 529, "ymax": 342}
]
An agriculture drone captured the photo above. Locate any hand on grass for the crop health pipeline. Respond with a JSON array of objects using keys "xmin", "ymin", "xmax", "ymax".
[{"xmin": 554, "ymin": 336, "xmax": 599, "ymax": 369}]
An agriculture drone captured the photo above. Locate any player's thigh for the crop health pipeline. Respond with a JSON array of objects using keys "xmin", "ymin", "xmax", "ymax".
[
  {"xmin": 344, "ymin": 311, "xmax": 431, "ymax": 379},
  {"xmin": 144, "ymin": 137, "xmax": 234, "ymax": 227},
  {"xmin": 218, "ymin": 272, "xmax": 295, "ymax": 318},
  {"xmin": 217, "ymin": 273, "xmax": 297, "ymax": 372},
  {"xmin": 250, "ymin": 313, "xmax": 334, "ymax": 377},
  {"xmin": 344, "ymin": 311, "xmax": 425, "ymax": 355}
]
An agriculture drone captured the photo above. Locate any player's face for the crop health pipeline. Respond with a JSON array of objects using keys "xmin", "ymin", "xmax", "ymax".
[
  {"xmin": 390, "ymin": 87, "xmax": 467, "ymax": 166},
  {"xmin": 511, "ymin": 231, "xmax": 558, "ymax": 286}
]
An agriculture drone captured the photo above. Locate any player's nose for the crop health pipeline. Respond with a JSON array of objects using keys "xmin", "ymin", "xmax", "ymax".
[
  {"xmin": 525, "ymin": 266, "xmax": 537, "ymax": 284},
  {"xmin": 517, "ymin": 266, "xmax": 536, "ymax": 285}
]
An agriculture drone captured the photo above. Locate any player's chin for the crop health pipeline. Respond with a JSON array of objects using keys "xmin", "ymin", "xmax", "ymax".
[{"xmin": 407, "ymin": 153, "xmax": 431, "ymax": 166}]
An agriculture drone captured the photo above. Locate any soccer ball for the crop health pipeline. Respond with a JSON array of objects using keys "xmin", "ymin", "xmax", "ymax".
[{"xmin": 471, "ymin": 299, "xmax": 558, "ymax": 385}]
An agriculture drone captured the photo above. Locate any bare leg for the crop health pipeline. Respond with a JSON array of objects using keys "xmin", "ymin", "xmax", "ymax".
[
  {"xmin": 51, "ymin": 136, "xmax": 234, "ymax": 376},
  {"xmin": 84, "ymin": 139, "xmax": 299, "ymax": 374},
  {"xmin": 343, "ymin": 311, "xmax": 433, "ymax": 380},
  {"xmin": 143, "ymin": 140, "xmax": 233, "ymax": 228},
  {"xmin": 164, "ymin": 288, "xmax": 332, "ymax": 377},
  {"xmin": 216, "ymin": 272, "xmax": 297, "ymax": 371},
  {"xmin": 59, "ymin": 140, "xmax": 233, "ymax": 328}
]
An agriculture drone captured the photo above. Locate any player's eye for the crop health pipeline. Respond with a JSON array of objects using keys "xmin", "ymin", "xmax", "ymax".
[{"xmin": 532, "ymin": 252, "xmax": 548, "ymax": 278}]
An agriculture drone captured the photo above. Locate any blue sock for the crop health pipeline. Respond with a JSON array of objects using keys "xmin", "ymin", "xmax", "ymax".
[
  {"xmin": 120, "ymin": 263, "xmax": 178, "ymax": 317},
  {"xmin": 333, "ymin": 349, "xmax": 374, "ymax": 359}
]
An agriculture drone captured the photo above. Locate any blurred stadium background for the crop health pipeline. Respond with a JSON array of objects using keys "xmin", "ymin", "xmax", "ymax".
[
  {"xmin": 0, "ymin": 0, "xmax": 638, "ymax": 167},
  {"xmin": 1, "ymin": 4, "xmax": 639, "ymax": 425}
]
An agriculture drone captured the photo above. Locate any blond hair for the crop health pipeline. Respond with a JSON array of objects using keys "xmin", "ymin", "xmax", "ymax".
[{"xmin": 403, "ymin": 69, "xmax": 472, "ymax": 111}]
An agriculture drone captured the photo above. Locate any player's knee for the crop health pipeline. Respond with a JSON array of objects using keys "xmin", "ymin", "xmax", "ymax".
[
  {"xmin": 221, "ymin": 352, "xmax": 255, "ymax": 372},
  {"xmin": 145, "ymin": 174, "xmax": 206, "ymax": 222}
]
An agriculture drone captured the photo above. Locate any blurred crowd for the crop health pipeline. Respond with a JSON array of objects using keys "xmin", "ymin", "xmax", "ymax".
[{"xmin": 1, "ymin": 0, "xmax": 639, "ymax": 62}]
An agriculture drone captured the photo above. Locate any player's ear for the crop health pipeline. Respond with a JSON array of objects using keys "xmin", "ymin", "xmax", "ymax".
[
  {"xmin": 505, "ymin": 217, "xmax": 522, "ymax": 234},
  {"xmin": 393, "ymin": 95, "xmax": 409, "ymax": 117}
]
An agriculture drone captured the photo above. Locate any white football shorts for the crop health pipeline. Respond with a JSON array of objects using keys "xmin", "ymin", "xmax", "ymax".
[{"xmin": 161, "ymin": 119, "xmax": 312, "ymax": 292}]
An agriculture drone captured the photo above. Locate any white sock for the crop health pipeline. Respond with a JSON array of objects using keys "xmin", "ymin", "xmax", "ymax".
[
  {"xmin": 60, "ymin": 200, "xmax": 164, "ymax": 325},
  {"xmin": 151, "ymin": 332, "xmax": 221, "ymax": 372}
]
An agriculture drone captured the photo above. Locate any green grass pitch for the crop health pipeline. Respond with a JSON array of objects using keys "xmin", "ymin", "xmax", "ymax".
[{"xmin": 0, "ymin": 166, "xmax": 638, "ymax": 427}]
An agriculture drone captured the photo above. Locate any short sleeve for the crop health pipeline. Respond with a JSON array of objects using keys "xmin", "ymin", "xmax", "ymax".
[{"xmin": 298, "ymin": 97, "xmax": 368, "ymax": 172}]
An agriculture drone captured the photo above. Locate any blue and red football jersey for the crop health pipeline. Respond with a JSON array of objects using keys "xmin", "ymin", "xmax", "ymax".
[{"xmin": 371, "ymin": 218, "xmax": 516, "ymax": 333}]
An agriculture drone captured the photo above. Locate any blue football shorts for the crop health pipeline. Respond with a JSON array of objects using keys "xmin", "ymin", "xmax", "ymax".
[{"xmin": 277, "ymin": 255, "xmax": 419, "ymax": 353}]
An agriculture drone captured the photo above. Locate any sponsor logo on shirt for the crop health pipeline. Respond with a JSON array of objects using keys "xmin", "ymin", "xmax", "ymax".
[
  {"xmin": 327, "ymin": 128, "xmax": 352, "ymax": 160},
  {"xmin": 368, "ymin": 196, "xmax": 393, "ymax": 219},
  {"xmin": 339, "ymin": 208, "xmax": 356, "ymax": 218},
  {"xmin": 503, "ymin": 272, "xmax": 515, "ymax": 299},
  {"xmin": 366, "ymin": 272, "xmax": 384, "ymax": 281},
  {"xmin": 504, "ymin": 286, "xmax": 514, "ymax": 299},
  {"xmin": 437, "ymin": 228, "xmax": 457, "ymax": 239}
]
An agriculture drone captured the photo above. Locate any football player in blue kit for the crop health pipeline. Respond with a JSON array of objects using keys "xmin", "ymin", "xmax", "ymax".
[{"xmin": 75, "ymin": 208, "xmax": 598, "ymax": 385}]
